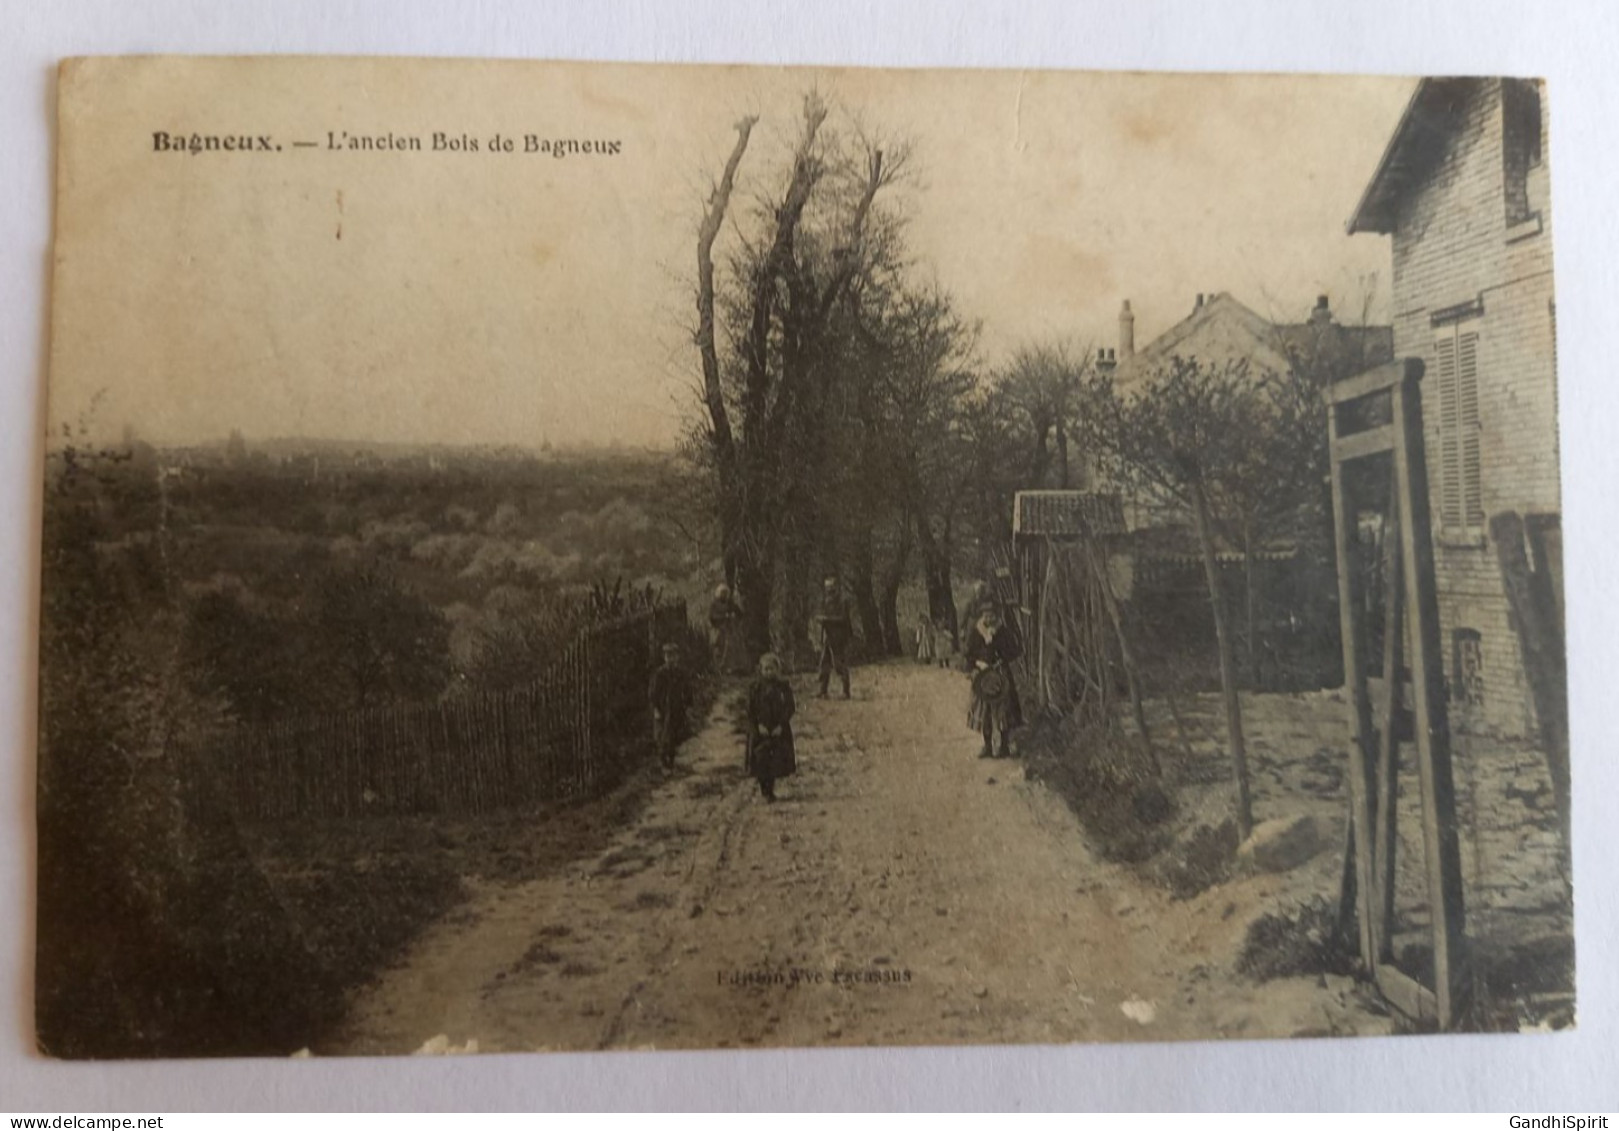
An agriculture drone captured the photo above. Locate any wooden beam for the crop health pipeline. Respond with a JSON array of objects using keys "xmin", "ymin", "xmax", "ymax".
[
  {"xmin": 1327, "ymin": 357, "xmax": 1427, "ymax": 406},
  {"xmin": 1332, "ymin": 424, "xmax": 1397, "ymax": 463},
  {"xmin": 1390, "ymin": 375, "xmax": 1469, "ymax": 1030},
  {"xmin": 1373, "ymin": 484, "xmax": 1404, "ymax": 964},
  {"xmin": 1376, "ymin": 963, "xmax": 1439, "ymax": 1023},
  {"xmin": 1328, "ymin": 399, "xmax": 1380, "ymax": 970}
]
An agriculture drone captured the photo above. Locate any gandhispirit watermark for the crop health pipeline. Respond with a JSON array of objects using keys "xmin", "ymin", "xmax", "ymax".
[
  {"xmin": 717, "ymin": 965, "xmax": 913, "ymax": 987},
  {"xmin": 1509, "ymin": 1119, "xmax": 1611, "ymax": 1129}
]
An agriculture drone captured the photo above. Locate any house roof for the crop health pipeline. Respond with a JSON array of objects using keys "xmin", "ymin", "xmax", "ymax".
[
  {"xmin": 1347, "ymin": 77, "xmax": 1477, "ymax": 235},
  {"xmin": 1114, "ymin": 292, "xmax": 1293, "ymax": 392},
  {"xmin": 1013, "ymin": 490, "xmax": 1127, "ymax": 540},
  {"xmin": 1112, "ymin": 291, "xmax": 1393, "ymax": 396}
]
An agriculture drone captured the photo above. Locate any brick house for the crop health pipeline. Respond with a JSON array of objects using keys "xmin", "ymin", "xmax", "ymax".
[{"xmin": 1347, "ymin": 77, "xmax": 1561, "ymax": 739}]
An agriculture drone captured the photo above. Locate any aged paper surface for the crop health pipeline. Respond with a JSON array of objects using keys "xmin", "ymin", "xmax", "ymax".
[{"xmin": 39, "ymin": 56, "xmax": 1570, "ymax": 1058}]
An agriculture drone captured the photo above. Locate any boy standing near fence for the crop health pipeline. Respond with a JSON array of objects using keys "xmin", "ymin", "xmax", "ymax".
[{"xmin": 649, "ymin": 641, "xmax": 692, "ymax": 770}]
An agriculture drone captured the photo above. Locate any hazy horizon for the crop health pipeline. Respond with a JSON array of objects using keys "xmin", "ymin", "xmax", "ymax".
[{"xmin": 49, "ymin": 59, "xmax": 1414, "ymax": 449}]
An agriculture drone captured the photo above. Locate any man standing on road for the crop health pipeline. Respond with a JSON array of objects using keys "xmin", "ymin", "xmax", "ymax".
[
  {"xmin": 707, "ymin": 582, "xmax": 743, "ymax": 675},
  {"xmin": 815, "ymin": 574, "xmax": 852, "ymax": 700}
]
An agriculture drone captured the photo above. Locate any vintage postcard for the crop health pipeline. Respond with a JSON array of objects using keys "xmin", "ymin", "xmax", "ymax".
[{"xmin": 37, "ymin": 57, "xmax": 1570, "ymax": 1058}]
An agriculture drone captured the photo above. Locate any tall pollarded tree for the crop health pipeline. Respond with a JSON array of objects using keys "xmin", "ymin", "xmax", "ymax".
[{"xmin": 690, "ymin": 93, "xmax": 904, "ymax": 660}]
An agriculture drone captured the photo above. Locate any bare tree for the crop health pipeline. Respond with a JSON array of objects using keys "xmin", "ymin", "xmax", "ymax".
[
  {"xmin": 818, "ymin": 279, "xmax": 978, "ymax": 654},
  {"xmin": 690, "ymin": 93, "xmax": 904, "ymax": 660},
  {"xmin": 1001, "ymin": 342, "xmax": 1094, "ymax": 490},
  {"xmin": 1092, "ymin": 357, "xmax": 1266, "ymax": 838}
]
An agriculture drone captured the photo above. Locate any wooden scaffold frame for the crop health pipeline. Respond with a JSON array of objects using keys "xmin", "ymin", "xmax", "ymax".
[{"xmin": 1327, "ymin": 357, "xmax": 1469, "ymax": 1029}]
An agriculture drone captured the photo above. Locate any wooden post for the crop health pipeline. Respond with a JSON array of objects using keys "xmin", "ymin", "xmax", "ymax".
[
  {"xmin": 1492, "ymin": 511, "xmax": 1571, "ymax": 855},
  {"xmin": 1373, "ymin": 484, "xmax": 1404, "ymax": 963},
  {"xmin": 1328, "ymin": 395, "xmax": 1380, "ymax": 970},
  {"xmin": 1391, "ymin": 371, "xmax": 1469, "ymax": 1028}
]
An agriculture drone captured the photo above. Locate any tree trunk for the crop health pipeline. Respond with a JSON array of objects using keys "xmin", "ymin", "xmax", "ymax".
[
  {"xmin": 849, "ymin": 534, "xmax": 882, "ymax": 651},
  {"xmin": 1086, "ymin": 533, "xmax": 1154, "ymax": 766},
  {"xmin": 1030, "ymin": 422, "xmax": 1050, "ymax": 488},
  {"xmin": 1243, "ymin": 514, "xmax": 1259, "ymax": 688},
  {"xmin": 735, "ymin": 549, "xmax": 775, "ymax": 665},
  {"xmin": 779, "ymin": 506, "xmax": 817, "ymax": 670},
  {"xmin": 695, "ymin": 119, "xmax": 756, "ymax": 599},
  {"xmin": 915, "ymin": 512, "xmax": 954, "ymax": 637},
  {"xmin": 877, "ymin": 515, "xmax": 913, "ymax": 656},
  {"xmin": 1056, "ymin": 420, "xmax": 1071, "ymax": 489},
  {"xmin": 1191, "ymin": 479, "xmax": 1254, "ymax": 839},
  {"xmin": 780, "ymin": 544, "xmax": 813, "ymax": 670}
]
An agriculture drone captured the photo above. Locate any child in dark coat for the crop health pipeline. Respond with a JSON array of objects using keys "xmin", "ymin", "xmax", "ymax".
[
  {"xmin": 648, "ymin": 641, "xmax": 692, "ymax": 770},
  {"xmin": 745, "ymin": 652, "xmax": 796, "ymax": 801}
]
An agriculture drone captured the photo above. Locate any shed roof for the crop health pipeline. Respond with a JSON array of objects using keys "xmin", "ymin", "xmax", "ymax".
[{"xmin": 1013, "ymin": 491, "xmax": 1127, "ymax": 540}]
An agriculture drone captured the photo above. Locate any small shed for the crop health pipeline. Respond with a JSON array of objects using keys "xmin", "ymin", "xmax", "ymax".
[{"xmin": 1010, "ymin": 490, "xmax": 1139, "ymax": 721}]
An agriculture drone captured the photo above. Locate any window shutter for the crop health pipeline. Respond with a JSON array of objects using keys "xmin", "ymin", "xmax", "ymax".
[
  {"xmin": 1433, "ymin": 320, "xmax": 1483, "ymax": 532},
  {"xmin": 1457, "ymin": 329, "xmax": 1483, "ymax": 526},
  {"xmin": 1550, "ymin": 300, "xmax": 1559, "ymax": 426},
  {"xmin": 1435, "ymin": 330, "xmax": 1463, "ymax": 529}
]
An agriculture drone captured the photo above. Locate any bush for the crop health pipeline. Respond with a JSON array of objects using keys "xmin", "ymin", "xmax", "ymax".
[
  {"xmin": 1020, "ymin": 712, "xmax": 1175, "ymax": 864},
  {"xmin": 1158, "ymin": 819, "xmax": 1240, "ymax": 900},
  {"xmin": 1235, "ymin": 896, "xmax": 1356, "ymax": 982}
]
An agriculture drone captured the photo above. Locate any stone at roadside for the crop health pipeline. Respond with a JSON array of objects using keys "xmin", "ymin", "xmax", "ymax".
[{"xmin": 1237, "ymin": 815, "xmax": 1323, "ymax": 874}]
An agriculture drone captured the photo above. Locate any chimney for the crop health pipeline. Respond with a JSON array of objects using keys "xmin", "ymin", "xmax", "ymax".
[
  {"xmin": 1310, "ymin": 293, "xmax": 1333, "ymax": 326},
  {"xmin": 1096, "ymin": 347, "xmax": 1116, "ymax": 375},
  {"xmin": 1119, "ymin": 300, "xmax": 1135, "ymax": 359}
]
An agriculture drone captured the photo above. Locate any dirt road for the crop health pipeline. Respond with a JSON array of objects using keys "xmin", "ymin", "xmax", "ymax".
[{"xmin": 336, "ymin": 662, "xmax": 1381, "ymax": 1054}]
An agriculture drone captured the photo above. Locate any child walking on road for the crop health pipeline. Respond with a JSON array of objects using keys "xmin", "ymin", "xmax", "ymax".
[
  {"xmin": 745, "ymin": 652, "xmax": 797, "ymax": 802},
  {"xmin": 648, "ymin": 641, "xmax": 692, "ymax": 771}
]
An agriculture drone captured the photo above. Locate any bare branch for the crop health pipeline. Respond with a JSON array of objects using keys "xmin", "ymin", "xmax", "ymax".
[{"xmin": 695, "ymin": 116, "xmax": 757, "ymax": 474}]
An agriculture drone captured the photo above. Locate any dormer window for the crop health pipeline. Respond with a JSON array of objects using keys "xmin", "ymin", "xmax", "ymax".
[{"xmin": 1503, "ymin": 78, "xmax": 1543, "ymax": 228}]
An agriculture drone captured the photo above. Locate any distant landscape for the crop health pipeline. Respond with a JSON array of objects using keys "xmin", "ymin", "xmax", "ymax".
[
  {"xmin": 64, "ymin": 434, "xmax": 709, "ymax": 714},
  {"xmin": 36, "ymin": 433, "xmax": 719, "ymax": 1055}
]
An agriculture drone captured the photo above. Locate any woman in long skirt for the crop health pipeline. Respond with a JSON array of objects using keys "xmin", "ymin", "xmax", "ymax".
[
  {"xmin": 915, "ymin": 612, "xmax": 939, "ymax": 665},
  {"xmin": 745, "ymin": 652, "xmax": 797, "ymax": 801},
  {"xmin": 964, "ymin": 605, "xmax": 1023, "ymax": 759}
]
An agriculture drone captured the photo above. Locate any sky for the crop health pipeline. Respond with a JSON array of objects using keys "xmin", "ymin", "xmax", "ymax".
[{"xmin": 48, "ymin": 58, "xmax": 1415, "ymax": 450}]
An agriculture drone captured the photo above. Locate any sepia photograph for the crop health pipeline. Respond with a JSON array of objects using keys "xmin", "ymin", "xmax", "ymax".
[{"xmin": 35, "ymin": 55, "xmax": 1570, "ymax": 1060}]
